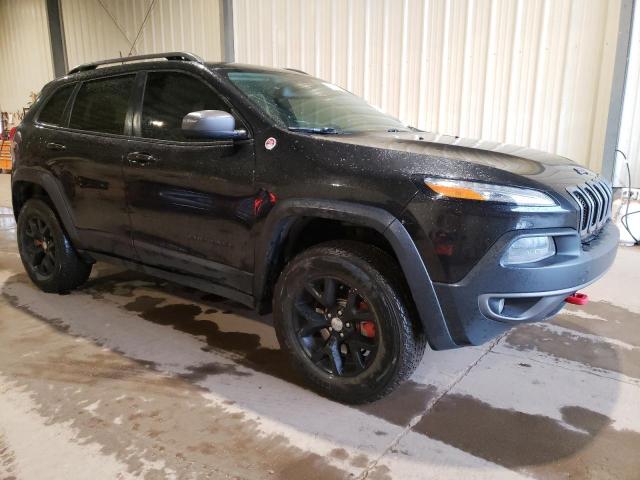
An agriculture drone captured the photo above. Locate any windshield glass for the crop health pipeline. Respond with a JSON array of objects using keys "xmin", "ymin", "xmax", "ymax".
[{"xmin": 226, "ymin": 70, "xmax": 408, "ymax": 133}]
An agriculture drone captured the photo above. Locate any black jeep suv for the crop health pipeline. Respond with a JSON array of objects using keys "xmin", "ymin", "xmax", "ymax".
[{"xmin": 11, "ymin": 52, "xmax": 619, "ymax": 403}]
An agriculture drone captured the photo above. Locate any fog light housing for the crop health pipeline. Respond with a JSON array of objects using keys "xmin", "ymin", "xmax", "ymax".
[{"xmin": 503, "ymin": 236, "xmax": 555, "ymax": 265}]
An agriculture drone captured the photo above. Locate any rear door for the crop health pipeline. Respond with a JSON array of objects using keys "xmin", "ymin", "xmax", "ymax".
[
  {"xmin": 38, "ymin": 74, "xmax": 137, "ymax": 258},
  {"xmin": 123, "ymin": 70, "xmax": 257, "ymax": 293}
]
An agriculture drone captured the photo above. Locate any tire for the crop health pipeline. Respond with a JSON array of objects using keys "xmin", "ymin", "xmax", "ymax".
[
  {"xmin": 17, "ymin": 198, "xmax": 92, "ymax": 293},
  {"xmin": 273, "ymin": 240, "xmax": 427, "ymax": 404}
]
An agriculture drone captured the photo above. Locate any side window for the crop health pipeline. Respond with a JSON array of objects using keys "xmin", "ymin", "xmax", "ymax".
[
  {"xmin": 38, "ymin": 84, "xmax": 75, "ymax": 126},
  {"xmin": 69, "ymin": 75, "xmax": 135, "ymax": 135},
  {"xmin": 141, "ymin": 72, "xmax": 231, "ymax": 141}
]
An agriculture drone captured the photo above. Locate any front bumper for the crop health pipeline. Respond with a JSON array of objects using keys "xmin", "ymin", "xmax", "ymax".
[{"xmin": 434, "ymin": 221, "xmax": 619, "ymax": 346}]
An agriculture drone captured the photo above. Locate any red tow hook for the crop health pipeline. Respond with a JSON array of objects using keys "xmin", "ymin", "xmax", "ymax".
[{"xmin": 565, "ymin": 292, "xmax": 589, "ymax": 305}]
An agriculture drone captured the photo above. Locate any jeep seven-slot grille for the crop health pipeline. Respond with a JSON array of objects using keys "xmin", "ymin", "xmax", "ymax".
[{"xmin": 566, "ymin": 178, "xmax": 612, "ymax": 241}]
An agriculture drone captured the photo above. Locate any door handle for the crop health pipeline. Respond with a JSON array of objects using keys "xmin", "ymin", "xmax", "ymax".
[
  {"xmin": 126, "ymin": 152, "xmax": 158, "ymax": 166},
  {"xmin": 46, "ymin": 142, "xmax": 66, "ymax": 151}
]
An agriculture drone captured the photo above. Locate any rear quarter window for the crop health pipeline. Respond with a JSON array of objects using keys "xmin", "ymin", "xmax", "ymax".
[
  {"xmin": 69, "ymin": 75, "xmax": 135, "ymax": 135},
  {"xmin": 38, "ymin": 84, "xmax": 75, "ymax": 126}
]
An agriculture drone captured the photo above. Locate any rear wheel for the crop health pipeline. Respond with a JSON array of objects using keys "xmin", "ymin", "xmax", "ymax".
[
  {"xmin": 273, "ymin": 240, "xmax": 426, "ymax": 403},
  {"xmin": 17, "ymin": 199, "xmax": 92, "ymax": 293}
]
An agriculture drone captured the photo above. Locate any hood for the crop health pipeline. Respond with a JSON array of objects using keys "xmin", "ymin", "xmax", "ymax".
[{"xmin": 321, "ymin": 130, "xmax": 600, "ymax": 195}]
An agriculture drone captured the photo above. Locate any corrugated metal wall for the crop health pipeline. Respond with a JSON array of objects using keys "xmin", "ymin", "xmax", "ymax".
[
  {"xmin": 616, "ymin": 0, "xmax": 640, "ymax": 188},
  {"xmin": 0, "ymin": 0, "xmax": 53, "ymax": 114},
  {"xmin": 0, "ymin": 0, "xmax": 223, "ymax": 117},
  {"xmin": 233, "ymin": 0, "xmax": 621, "ymax": 173},
  {"xmin": 0, "ymin": 0, "xmax": 630, "ymax": 180},
  {"xmin": 60, "ymin": 0, "xmax": 223, "ymax": 70}
]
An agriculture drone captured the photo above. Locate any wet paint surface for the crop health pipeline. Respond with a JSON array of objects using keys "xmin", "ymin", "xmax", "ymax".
[
  {"xmin": 554, "ymin": 302, "xmax": 640, "ymax": 346},
  {"xmin": 0, "ymin": 310, "xmax": 351, "ymax": 479},
  {"xmin": 122, "ymin": 294, "xmax": 303, "ymax": 386},
  {"xmin": 0, "ymin": 175, "xmax": 639, "ymax": 479},
  {"xmin": 356, "ymin": 381, "xmax": 439, "ymax": 427},
  {"xmin": 504, "ymin": 322, "xmax": 640, "ymax": 379},
  {"xmin": 414, "ymin": 394, "xmax": 640, "ymax": 478}
]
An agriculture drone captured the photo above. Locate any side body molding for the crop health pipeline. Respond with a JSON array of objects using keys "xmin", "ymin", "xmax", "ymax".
[
  {"xmin": 11, "ymin": 167, "xmax": 83, "ymax": 248},
  {"xmin": 253, "ymin": 198, "xmax": 458, "ymax": 350}
]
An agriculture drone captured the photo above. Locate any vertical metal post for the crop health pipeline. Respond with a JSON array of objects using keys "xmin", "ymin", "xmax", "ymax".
[
  {"xmin": 221, "ymin": 0, "xmax": 235, "ymax": 62},
  {"xmin": 46, "ymin": 0, "xmax": 68, "ymax": 77},
  {"xmin": 602, "ymin": 0, "xmax": 635, "ymax": 182}
]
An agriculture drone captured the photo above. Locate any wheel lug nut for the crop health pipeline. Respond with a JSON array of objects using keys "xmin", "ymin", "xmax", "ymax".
[
  {"xmin": 329, "ymin": 327, "xmax": 333, "ymax": 331},
  {"xmin": 345, "ymin": 323, "xmax": 350, "ymax": 328},
  {"xmin": 340, "ymin": 333, "xmax": 344, "ymax": 337}
]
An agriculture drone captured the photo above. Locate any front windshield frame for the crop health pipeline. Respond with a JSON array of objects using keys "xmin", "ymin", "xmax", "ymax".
[{"xmin": 223, "ymin": 69, "xmax": 409, "ymax": 134}]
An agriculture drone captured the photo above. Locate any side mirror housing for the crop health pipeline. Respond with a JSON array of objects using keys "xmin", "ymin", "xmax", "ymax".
[{"xmin": 181, "ymin": 110, "xmax": 248, "ymax": 140}]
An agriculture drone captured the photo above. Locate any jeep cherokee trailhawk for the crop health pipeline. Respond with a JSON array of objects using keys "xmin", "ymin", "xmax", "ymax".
[{"xmin": 11, "ymin": 52, "xmax": 619, "ymax": 403}]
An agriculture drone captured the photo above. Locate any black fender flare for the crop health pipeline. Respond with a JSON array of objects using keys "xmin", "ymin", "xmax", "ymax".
[
  {"xmin": 254, "ymin": 198, "xmax": 457, "ymax": 350},
  {"xmin": 11, "ymin": 167, "xmax": 84, "ymax": 248}
]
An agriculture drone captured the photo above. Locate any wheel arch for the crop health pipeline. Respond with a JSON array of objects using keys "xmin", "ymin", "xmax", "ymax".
[
  {"xmin": 12, "ymin": 167, "xmax": 83, "ymax": 248},
  {"xmin": 253, "ymin": 198, "xmax": 457, "ymax": 350}
]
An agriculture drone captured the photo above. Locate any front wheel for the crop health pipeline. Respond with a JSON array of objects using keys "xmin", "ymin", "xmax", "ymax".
[
  {"xmin": 17, "ymin": 198, "xmax": 92, "ymax": 293},
  {"xmin": 273, "ymin": 241, "xmax": 426, "ymax": 404}
]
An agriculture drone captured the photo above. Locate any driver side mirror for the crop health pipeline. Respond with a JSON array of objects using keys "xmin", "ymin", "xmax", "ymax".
[{"xmin": 181, "ymin": 110, "xmax": 248, "ymax": 140}]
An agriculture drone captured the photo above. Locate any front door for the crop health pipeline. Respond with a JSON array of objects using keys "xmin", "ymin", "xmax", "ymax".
[{"xmin": 123, "ymin": 70, "xmax": 257, "ymax": 293}]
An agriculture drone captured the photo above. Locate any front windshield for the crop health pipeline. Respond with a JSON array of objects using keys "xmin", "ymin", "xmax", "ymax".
[{"xmin": 226, "ymin": 70, "xmax": 408, "ymax": 133}]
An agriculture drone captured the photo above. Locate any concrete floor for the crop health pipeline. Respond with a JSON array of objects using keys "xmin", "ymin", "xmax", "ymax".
[{"xmin": 0, "ymin": 173, "xmax": 639, "ymax": 480}]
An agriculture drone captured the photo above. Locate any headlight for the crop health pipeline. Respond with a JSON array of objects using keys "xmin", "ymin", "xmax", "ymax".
[
  {"xmin": 503, "ymin": 236, "xmax": 556, "ymax": 265},
  {"xmin": 424, "ymin": 178, "xmax": 557, "ymax": 207}
]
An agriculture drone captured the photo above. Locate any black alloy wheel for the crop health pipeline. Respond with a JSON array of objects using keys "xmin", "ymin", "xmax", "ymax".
[
  {"xmin": 293, "ymin": 277, "xmax": 379, "ymax": 377},
  {"xmin": 20, "ymin": 213, "xmax": 58, "ymax": 278},
  {"xmin": 273, "ymin": 240, "xmax": 427, "ymax": 404},
  {"xmin": 17, "ymin": 199, "xmax": 92, "ymax": 293}
]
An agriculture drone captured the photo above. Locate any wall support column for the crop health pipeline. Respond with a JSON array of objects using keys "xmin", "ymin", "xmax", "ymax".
[
  {"xmin": 221, "ymin": 0, "xmax": 235, "ymax": 62},
  {"xmin": 602, "ymin": 0, "xmax": 635, "ymax": 182},
  {"xmin": 46, "ymin": 0, "xmax": 68, "ymax": 77}
]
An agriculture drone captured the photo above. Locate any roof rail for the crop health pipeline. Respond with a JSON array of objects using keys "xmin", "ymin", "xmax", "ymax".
[
  {"xmin": 284, "ymin": 68, "xmax": 309, "ymax": 75},
  {"xmin": 68, "ymin": 52, "xmax": 204, "ymax": 75}
]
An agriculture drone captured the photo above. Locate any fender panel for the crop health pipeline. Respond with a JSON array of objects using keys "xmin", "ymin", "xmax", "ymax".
[
  {"xmin": 254, "ymin": 198, "xmax": 458, "ymax": 350},
  {"xmin": 11, "ymin": 166, "xmax": 84, "ymax": 248}
]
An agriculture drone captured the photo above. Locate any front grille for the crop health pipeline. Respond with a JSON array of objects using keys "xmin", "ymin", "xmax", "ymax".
[{"xmin": 567, "ymin": 178, "xmax": 612, "ymax": 241}]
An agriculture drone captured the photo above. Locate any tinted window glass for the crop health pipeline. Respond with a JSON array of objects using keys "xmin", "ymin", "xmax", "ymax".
[
  {"xmin": 69, "ymin": 75, "xmax": 135, "ymax": 135},
  {"xmin": 141, "ymin": 72, "xmax": 229, "ymax": 141},
  {"xmin": 38, "ymin": 84, "xmax": 74, "ymax": 126}
]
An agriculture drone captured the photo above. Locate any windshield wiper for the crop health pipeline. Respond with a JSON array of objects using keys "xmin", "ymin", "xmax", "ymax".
[{"xmin": 288, "ymin": 126, "xmax": 342, "ymax": 134}]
